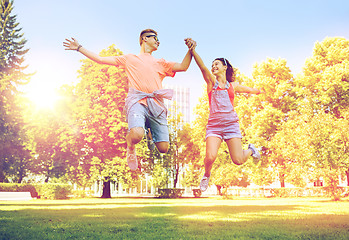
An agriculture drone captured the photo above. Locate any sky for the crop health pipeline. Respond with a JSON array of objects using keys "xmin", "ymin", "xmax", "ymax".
[{"xmin": 13, "ymin": 0, "xmax": 349, "ymax": 118}]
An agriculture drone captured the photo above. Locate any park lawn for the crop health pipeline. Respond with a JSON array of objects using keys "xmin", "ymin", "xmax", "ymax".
[{"xmin": 0, "ymin": 197, "xmax": 349, "ymax": 240}]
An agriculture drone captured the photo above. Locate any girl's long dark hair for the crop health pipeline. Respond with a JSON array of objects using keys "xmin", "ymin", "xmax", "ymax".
[{"xmin": 214, "ymin": 58, "xmax": 235, "ymax": 82}]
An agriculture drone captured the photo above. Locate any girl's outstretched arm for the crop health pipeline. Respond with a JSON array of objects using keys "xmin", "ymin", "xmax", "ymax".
[
  {"xmin": 185, "ymin": 39, "xmax": 215, "ymax": 88},
  {"xmin": 233, "ymin": 82, "xmax": 263, "ymax": 94}
]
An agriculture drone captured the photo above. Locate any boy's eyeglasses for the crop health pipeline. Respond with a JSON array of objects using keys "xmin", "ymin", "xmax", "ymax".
[{"xmin": 146, "ymin": 35, "xmax": 159, "ymax": 42}]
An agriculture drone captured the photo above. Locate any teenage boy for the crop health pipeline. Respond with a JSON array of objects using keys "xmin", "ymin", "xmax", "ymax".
[{"xmin": 63, "ymin": 29, "xmax": 195, "ymax": 170}]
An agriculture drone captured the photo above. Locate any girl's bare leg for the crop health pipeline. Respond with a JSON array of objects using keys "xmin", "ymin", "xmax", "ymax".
[
  {"xmin": 204, "ymin": 136, "xmax": 222, "ymax": 176},
  {"xmin": 225, "ymin": 138, "xmax": 252, "ymax": 165}
]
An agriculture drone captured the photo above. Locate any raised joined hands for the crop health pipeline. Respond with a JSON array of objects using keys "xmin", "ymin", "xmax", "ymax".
[{"xmin": 185, "ymin": 38, "xmax": 196, "ymax": 51}]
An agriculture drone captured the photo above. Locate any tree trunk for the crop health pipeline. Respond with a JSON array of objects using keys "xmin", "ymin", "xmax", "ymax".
[
  {"xmin": 0, "ymin": 169, "xmax": 5, "ymax": 182},
  {"xmin": 45, "ymin": 167, "xmax": 50, "ymax": 183},
  {"xmin": 216, "ymin": 185, "xmax": 222, "ymax": 195},
  {"xmin": 17, "ymin": 175, "xmax": 23, "ymax": 183},
  {"xmin": 18, "ymin": 161, "xmax": 24, "ymax": 183},
  {"xmin": 45, "ymin": 174, "xmax": 49, "ymax": 183},
  {"xmin": 101, "ymin": 180, "xmax": 111, "ymax": 198},
  {"xmin": 279, "ymin": 173, "xmax": 285, "ymax": 188},
  {"xmin": 173, "ymin": 165, "xmax": 179, "ymax": 188}
]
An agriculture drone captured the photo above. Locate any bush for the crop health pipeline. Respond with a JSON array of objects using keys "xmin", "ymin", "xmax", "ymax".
[
  {"xmin": 157, "ymin": 188, "xmax": 184, "ymax": 198},
  {"xmin": 193, "ymin": 189, "xmax": 202, "ymax": 198},
  {"xmin": 35, "ymin": 184, "xmax": 72, "ymax": 200},
  {"xmin": 0, "ymin": 183, "xmax": 38, "ymax": 198},
  {"xmin": 71, "ymin": 189, "xmax": 94, "ymax": 198}
]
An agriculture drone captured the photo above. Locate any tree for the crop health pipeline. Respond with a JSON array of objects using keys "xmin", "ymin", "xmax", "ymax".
[
  {"xmin": 274, "ymin": 108, "xmax": 349, "ymax": 198},
  {"xmin": 293, "ymin": 37, "xmax": 349, "ymax": 191},
  {"xmin": 0, "ymin": 0, "xmax": 30, "ymax": 182},
  {"xmin": 235, "ymin": 58, "xmax": 297, "ymax": 187},
  {"xmin": 24, "ymin": 106, "xmax": 70, "ymax": 182},
  {"xmin": 149, "ymin": 163, "xmax": 169, "ymax": 190},
  {"xmin": 296, "ymin": 37, "xmax": 349, "ymax": 118},
  {"xmin": 163, "ymin": 106, "xmax": 188, "ymax": 188},
  {"xmin": 188, "ymin": 87, "xmax": 210, "ymax": 185},
  {"xmin": 180, "ymin": 123, "xmax": 201, "ymax": 188},
  {"xmin": 213, "ymin": 164, "xmax": 249, "ymax": 195},
  {"xmin": 63, "ymin": 45, "xmax": 130, "ymax": 197}
]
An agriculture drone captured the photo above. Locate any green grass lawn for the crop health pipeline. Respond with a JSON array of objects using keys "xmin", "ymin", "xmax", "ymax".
[{"xmin": 1, "ymin": 197, "xmax": 349, "ymax": 239}]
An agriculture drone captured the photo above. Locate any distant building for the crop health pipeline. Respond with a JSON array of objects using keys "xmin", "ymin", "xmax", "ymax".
[{"xmin": 163, "ymin": 84, "xmax": 190, "ymax": 124}]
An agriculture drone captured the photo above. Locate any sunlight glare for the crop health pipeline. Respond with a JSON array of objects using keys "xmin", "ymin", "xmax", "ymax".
[{"xmin": 25, "ymin": 78, "xmax": 61, "ymax": 109}]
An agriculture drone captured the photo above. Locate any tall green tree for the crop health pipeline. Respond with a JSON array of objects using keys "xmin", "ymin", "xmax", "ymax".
[
  {"xmin": 236, "ymin": 58, "xmax": 297, "ymax": 187},
  {"xmin": 180, "ymin": 122, "xmax": 201, "ymax": 188},
  {"xmin": 0, "ymin": 0, "xmax": 30, "ymax": 182},
  {"xmin": 163, "ymin": 107, "xmax": 186, "ymax": 188},
  {"xmin": 296, "ymin": 37, "xmax": 349, "ymax": 118},
  {"xmin": 190, "ymin": 87, "xmax": 210, "ymax": 181},
  {"xmin": 147, "ymin": 103, "xmax": 201, "ymax": 190},
  {"xmin": 64, "ymin": 45, "xmax": 130, "ymax": 197},
  {"xmin": 294, "ymin": 37, "xmax": 349, "ymax": 189},
  {"xmin": 24, "ymin": 107, "xmax": 69, "ymax": 182},
  {"xmin": 268, "ymin": 37, "xmax": 349, "ymax": 194}
]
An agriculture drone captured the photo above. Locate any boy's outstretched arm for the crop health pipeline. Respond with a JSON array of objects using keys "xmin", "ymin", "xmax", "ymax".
[{"xmin": 63, "ymin": 37, "xmax": 118, "ymax": 66}]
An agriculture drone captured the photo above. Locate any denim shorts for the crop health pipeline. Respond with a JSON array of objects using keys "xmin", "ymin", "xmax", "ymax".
[
  {"xmin": 206, "ymin": 112, "xmax": 242, "ymax": 140},
  {"xmin": 127, "ymin": 102, "xmax": 169, "ymax": 143}
]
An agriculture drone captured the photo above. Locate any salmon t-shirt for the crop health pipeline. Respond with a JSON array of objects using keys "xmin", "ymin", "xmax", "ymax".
[{"xmin": 113, "ymin": 53, "xmax": 176, "ymax": 105}]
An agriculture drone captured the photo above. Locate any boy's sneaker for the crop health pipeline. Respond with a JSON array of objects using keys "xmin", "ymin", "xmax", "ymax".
[
  {"xmin": 248, "ymin": 143, "xmax": 261, "ymax": 160},
  {"xmin": 127, "ymin": 148, "xmax": 138, "ymax": 171},
  {"xmin": 146, "ymin": 130, "xmax": 155, "ymax": 151},
  {"xmin": 199, "ymin": 174, "xmax": 211, "ymax": 192}
]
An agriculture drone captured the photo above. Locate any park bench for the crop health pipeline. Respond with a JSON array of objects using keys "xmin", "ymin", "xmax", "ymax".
[{"xmin": 0, "ymin": 192, "xmax": 33, "ymax": 201}]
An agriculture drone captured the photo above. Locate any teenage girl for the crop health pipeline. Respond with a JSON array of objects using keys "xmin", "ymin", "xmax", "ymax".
[{"xmin": 185, "ymin": 39, "xmax": 262, "ymax": 191}]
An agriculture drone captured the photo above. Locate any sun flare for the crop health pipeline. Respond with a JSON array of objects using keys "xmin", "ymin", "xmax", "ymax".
[{"xmin": 25, "ymin": 81, "xmax": 61, "ymax": 109}]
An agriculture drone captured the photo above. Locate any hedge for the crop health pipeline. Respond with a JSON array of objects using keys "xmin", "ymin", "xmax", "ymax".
[
  {"xmin": 35, "ymin": 184, "xmax": 72, "ymax": 200},
  {"xmin": 157, "ymin": 188, "xmax": 184, "ymax": 198},
  {"xmin": 0, "ymin": 183, "xmax": 72, "ymax": 200},
  {"xmin": 0, "ymin": 183, "xmax": 38, "ymax": 198}
]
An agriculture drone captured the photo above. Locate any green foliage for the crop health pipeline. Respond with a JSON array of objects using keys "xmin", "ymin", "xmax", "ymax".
[
  {"xmin": 184, "ymin": 163, "xmax": 202, "ymax": 188},
  {"xmin": 0, "ymin": 0, "xmax": 28, "ymax": 75},
  {"xmin": 149, "ymin": 164, "xmax": 169, "ymax": 190},
  {"xmin": 212, "ymin": 164, "xmax": 250, "ymax": 190},
  {"xmin": 35, "ymin": 183, "xmax": 72, "ymax": 200},
  {"xmin": 267, "ymin": 37, "xmax": 349, "ymax": 192},
  {"xmin": 160, "ymin": 104, "xmax": 202, "ymax": 188},
  {"xmin": 71, "ymin": 189, "xmax": 94, "ymax": 198},
  {"xmin": 24, "ymin": 109, "xmax": 69, "ymax": 182},
  {"xmin": 59, "ymin": 45, "xmax": 130, "ymax": 191},
  {"xmin": 157, "ymin": 188, "xmax": 184, "ymax": 198},
  {"xmin": 191, "ymin": 38, "xmax": 349, "ymax": 193},
  {"xmin": 0, "ymin": 182, "xmax": 76, "ymax": 199},
  {"xmin": 299, "ymin": 37, "xmax": 349, "ymax": 118},
  {"xmin": 0, "ymin": 0, "xmax": 30, "ymax": 183},
  {"xmin": 192, "ymin": 189, "xmax": 202, "ymax": 197}
]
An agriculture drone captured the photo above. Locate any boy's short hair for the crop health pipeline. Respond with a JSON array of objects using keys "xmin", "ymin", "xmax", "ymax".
[{"xmin": 139, "ymin": 29, "xmax": 158, "ymax": 46}]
